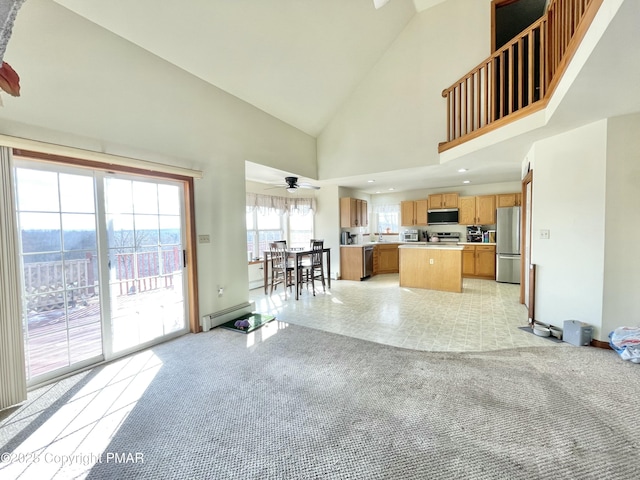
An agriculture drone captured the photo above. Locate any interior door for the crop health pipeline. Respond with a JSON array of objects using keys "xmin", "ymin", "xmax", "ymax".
[{"xmin": 521, "ymin": 170, "xmax": 533, "ymax": 307}]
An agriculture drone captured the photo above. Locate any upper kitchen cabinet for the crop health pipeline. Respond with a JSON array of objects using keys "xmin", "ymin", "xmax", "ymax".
[
  {"xmin": 428, "ymin": 193, "xmax": 459, "ymax": 209},
  {"xmin": 401, "ymin": 199, "xmax": 428, "ymax": 226},
  {"xmin": 458, "ymin": 197, "xmax": 476, "ymax": 225},
  {"xmin": 496, "ymin": 193, "xmax": 522, "ymax": 207},
  {"xmin": 340, "ymin": 197, "xmax": 368, "ymax": 228},
  {"xmin": 458, "ymin": 195, "xmax": 496, "ymax": 225},
  {"xmin": 476, "ymin": 195, "xmax": 496, "ymax": 224}
]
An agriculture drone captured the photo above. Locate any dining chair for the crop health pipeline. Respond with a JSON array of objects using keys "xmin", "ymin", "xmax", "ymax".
[
  {"xmin": 299, "ymin": 240, "xmax": 326, "ymax": 296},
  {"xmin": 269, "ymin": 242, "xmax": 294, "ymax": 299}
]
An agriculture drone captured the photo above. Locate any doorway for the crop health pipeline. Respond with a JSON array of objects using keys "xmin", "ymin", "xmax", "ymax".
[
  {"xmin": 14, "ymin": 159, "xmax": 189, "ymax": 384},
  {"xmin": 521, "ymin": 169, "xmax": 533, "ymax": 312}
]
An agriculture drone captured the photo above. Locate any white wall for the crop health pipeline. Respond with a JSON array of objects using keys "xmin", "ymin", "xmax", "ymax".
[
  {"xmin": 530, "ymin": 121, "xmax": 608, "ymax": 339},
  {"xmin": 317, "ymin": 0, "xmax": 491, "ymax": 180},
  {"xmin": 315, "ymin": 185, "xmax": 342, "ymax": 279},
  {"xmin": 602, "ymin": 114, "xmax": 640, "ymax": 335},
  {"xmin": 1, "ymin": 1, "xmax": 316, "ymax": 323}
]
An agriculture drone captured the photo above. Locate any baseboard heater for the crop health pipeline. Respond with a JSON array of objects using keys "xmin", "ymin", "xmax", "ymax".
[{"xmin": 201, "ymin": 301, "xmax": 255, "ymax": 332}]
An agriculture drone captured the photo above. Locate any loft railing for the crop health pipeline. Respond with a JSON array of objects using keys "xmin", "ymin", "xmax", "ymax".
[{"xmin": 439, "ymin": 0, "xmax": 603, "ymax": 152}]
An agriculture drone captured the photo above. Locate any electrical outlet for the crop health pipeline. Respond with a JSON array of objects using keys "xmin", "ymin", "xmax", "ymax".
[
  {"xmin": 218, "ymin": 286, "xmax": 224, "ymax": 297},
  {"xmin": 429, "ymin": 259, "xmax": 434, "ymax": 265},
  {"xmin": 540, "ymin": 229, "xmax": 550, "ymax": 240},
  {"xmin": 198, "ymin": 234, "xmax": 211, "ymax": 244}
]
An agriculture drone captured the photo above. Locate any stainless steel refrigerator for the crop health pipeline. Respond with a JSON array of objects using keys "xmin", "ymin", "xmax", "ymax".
[{"xmin": 496, "ymin": 206, "xmax": 521, "ymax": 283}]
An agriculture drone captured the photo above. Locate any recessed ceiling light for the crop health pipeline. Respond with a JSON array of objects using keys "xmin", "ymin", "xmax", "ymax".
[
  {"xmin": 388, "ymin": 187, "xmax": 395, "ymax": 191},
  {"xmin": 375, "ymin": 191, "xmax": 381, "ymax": 194},
  {"xmin": 463, "ymin": 180, "xmax": 471, "ymax": 184},
  {"xmin": 367, "ymin": 180, "xmax": 376, "ymax": 183},
  {"xmin": 458, "ymin": 168, "xmax": 468, "ymax": 173}
]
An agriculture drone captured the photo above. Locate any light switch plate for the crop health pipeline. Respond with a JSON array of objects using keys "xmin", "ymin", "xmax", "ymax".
[
  {"xmin": 540, "ymin": 229, "xmax": 550, "ymax": 240},
  {"xmin": 198, "ymin": 234, "xmax": 211, "ymax": 244}
]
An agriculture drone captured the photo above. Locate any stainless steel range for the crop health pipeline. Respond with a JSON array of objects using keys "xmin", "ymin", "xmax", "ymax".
[{"xmin": 433, "ymin": 232, "xmax": 460, "ymax": 243}]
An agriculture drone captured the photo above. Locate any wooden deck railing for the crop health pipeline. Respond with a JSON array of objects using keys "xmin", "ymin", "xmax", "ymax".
[
  {"xmin": 439, "ymin": 0, "xmax": 602, "ymax": 152},
  {"xmin": 23, "ymin": 247, "xmax": 181, "ymax": 312}
]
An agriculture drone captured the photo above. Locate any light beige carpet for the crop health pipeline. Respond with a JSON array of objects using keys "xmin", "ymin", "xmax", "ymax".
[{"xmin": 1, "ymin": 322, "xmax": 639, "ymax": 479}]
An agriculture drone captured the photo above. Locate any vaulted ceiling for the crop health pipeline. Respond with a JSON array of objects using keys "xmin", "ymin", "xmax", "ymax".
[{"xmin": 34, "ymin": 0, "xmax": 640, "ymax": 193}]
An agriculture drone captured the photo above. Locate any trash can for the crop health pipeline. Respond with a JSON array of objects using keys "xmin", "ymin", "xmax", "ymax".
[{"xmin": 563, "ymin": 320, "xmax": 592, "ymax": 346}]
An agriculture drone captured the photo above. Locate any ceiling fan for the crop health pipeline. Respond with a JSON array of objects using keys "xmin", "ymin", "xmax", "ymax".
[{"xmin": 274, "ymin": 176, "xmax": 321, "ymax": 193}]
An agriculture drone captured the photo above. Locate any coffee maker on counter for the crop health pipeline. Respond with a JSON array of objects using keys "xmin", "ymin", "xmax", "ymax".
[{"xmin": 340, "ymin": 231, "xmax": 357, "ymax": 245}]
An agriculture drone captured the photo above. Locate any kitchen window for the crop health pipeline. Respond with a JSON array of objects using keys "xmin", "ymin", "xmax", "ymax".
[{"xmin": 374, "ymin": 204, "xmax": 400, "ymax": 233}]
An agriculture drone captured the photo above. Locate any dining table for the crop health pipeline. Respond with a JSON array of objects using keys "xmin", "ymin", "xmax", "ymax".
[{"xmin": 262, "ymin": 247, "xmax": 331, "ymax": 300}]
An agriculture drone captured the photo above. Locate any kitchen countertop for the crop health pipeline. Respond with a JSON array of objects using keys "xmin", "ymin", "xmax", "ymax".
[
  {"xmin": 458, "ymin": 242, "xmax": 497, "ymax": 246},
  {"xmin": 399, "ymin": 244, "xmax": 463, "ymax": 250},
  {"xmin": 341, "ymin": 242, "xmax": 496, "ymax": 247}
]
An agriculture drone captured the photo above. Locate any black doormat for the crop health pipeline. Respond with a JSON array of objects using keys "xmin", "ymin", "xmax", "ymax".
[
  {"xmin": 518, "ymin": 326, "xmax": 564, "ymax": 343},
  {"xmin": 219, "ymin": 313, "xmax": 276, "ymax": 334}
]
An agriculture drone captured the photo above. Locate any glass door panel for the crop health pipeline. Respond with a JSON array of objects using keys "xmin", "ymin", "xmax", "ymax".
[
  {"xmin": 104, "ymin": 177, "xmax": 186, "ymax": 354},
  {"xmin": 15, "ymin": 167, "xmax": 102, "ymax": 381}
]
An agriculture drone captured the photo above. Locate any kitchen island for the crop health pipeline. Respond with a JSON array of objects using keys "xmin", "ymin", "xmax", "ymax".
[{"xmin": 398, "ymin": 244, "xmax": 463, "ymax": 293}]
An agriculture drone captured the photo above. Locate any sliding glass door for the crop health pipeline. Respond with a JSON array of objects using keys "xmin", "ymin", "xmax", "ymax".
[
  {"xmin": 15, "ymin": 166, "xmax": 102, "ymax": 379},
  {"xmin": 104, "ymin": 177, "xmax": 186, "ymax": 353},
  {"xmin": 14, "ymin": 160, "xmax": 188, "ymax": 383}
]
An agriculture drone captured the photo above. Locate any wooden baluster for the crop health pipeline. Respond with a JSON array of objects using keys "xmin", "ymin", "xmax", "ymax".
[
  {"xmin": 445, "ymin": 90, "xmax": 451, "ymax": 142},
  {"xmin": 485, "ymin": 62, "xmax": 490, "ymax": 127},
  {"xmin": 453, "ymin": 84, "xmax": 461, "ymax": 138},
  {"xmin": 499, "ymin": 51, "xmax": 505, "ymax": 120},
  {"xmin": 475, "ymin": 72, "xmax": 479, "ymax": 132}
]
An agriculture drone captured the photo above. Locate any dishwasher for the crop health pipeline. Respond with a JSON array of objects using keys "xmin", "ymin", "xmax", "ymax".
[{"xmin": 362, "ymin": 245, "xmax": 373, "ymax": 279}]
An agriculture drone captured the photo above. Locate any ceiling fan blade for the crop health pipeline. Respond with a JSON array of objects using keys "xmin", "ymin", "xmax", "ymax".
[{"xmin": 297, "ymin": 183, "xmax": 321, "ymax": 190}]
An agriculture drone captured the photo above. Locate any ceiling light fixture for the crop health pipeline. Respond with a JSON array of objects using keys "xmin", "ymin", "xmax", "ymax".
[
  {"xmin": 367, "ymin": 180, "xmax": 376, "ymax": 183},
  {"xmin": 287, "ymin": 187, "xmax": 297, "ymax": 193},
  {"xmin": 463, "ymin": 180, "xmax": 470, "ymax": 184},
  {"xmin": 388, "ymin": 187, "xmax": 395, "ymax": 191},
  {"xmin": 458, "ymin": 168, "xmax": 468, "ymax": 173}
]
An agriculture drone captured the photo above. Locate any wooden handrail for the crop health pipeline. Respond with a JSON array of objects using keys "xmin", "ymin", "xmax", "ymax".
[{"xmin": 439, "ymin": 0, "xmax": 602, "ymax": 152}]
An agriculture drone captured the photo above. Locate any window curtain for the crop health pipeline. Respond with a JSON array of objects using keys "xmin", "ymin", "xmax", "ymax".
[
  {"xmin": 372, "ymin": 203, "xmax": 400, "ymax": 232},
  {"xmin": 0, "ymin": 146, "xmax": 27, "ymax": 410},
  {"xmin": 246, "ymin": 193, "xmax": 316, "ymax": 216}
]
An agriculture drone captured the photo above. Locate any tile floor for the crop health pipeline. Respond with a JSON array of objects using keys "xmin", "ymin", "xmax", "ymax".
[{"xmin": 250, "ymin": 274, "xmax": 567, "ymax": 352}]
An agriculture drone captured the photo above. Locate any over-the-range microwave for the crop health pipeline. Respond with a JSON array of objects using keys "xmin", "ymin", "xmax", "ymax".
[{"xmin": 427, "ymin": 208, "xmax": 459, "ymax": 225}]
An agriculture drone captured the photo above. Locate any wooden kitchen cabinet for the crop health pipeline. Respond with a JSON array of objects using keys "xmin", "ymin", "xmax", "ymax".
[
  {"xmin": 462, "ymin": 244, "xmax": 496, "ymax": 279},
  {"xmin": 415, "ymin": 200, "xmax": 428, "ymax": 225},
  {"xmin": 401, "ymin": 200, "xmax": 428, "ymax": 226},
  {"xmin": 496, "ymin": 193, "xmax": 522, "ymax": 207},
  {"xmin": 461, "ymin": 245, "xmax": 476, "ymax": 276},
  {"xmin": 340, "ymin": 197, "xmax": 368, "ymax": 228},
  {"xmin": 375, "ymin": 243, "xmax": 399, "ymax": 274},
  {"xmin": 401, "ymin": 201, "xmax": 415, "ymax": 226},
  {"xmin": 458, "ymin": 197, "xmax": 476, "ymax": 225},
  {"xmin": 399, "ymin": 247, "xmax": 463, "ymax": 293},
  {"xmin": 475, "ymin": 245, "xmax": 496, "ymax": 278},
  {"xmin": 476, "ymin": 195, "xmax": 496, "ymax": 225},
  {"xmin": 340, "ymin": 246, "xmax": 364, "ymax": 280},
  {"xmin": 428, "ymin": 193, "xmax": 459, "ymax": 209},
  {"xmin": 458, "ymin": 195, "xmax": 496, "ymax": 225}
]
